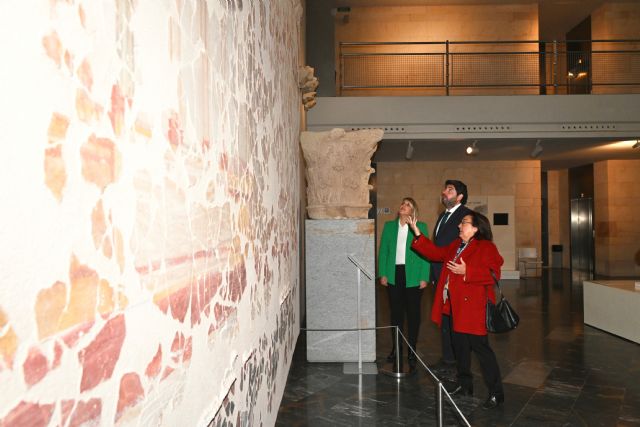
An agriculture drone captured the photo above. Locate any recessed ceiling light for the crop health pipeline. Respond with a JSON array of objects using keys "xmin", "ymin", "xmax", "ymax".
[{"xmin": 466, "ymin": 140, "xmax": 479, "ymax": 156}]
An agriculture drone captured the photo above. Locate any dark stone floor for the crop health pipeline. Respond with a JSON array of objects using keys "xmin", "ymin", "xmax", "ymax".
[{"xmin": 276, "ymin": 269, "xmax": 640, "ymax": 426}]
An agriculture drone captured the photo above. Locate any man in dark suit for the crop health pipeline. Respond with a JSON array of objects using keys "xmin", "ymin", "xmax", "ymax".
[{"xmin": 430, "ymin": 180, "xmax": 470, "ymax": 374}]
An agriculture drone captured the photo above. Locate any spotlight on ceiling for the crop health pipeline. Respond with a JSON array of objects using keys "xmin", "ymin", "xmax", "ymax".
[
  {"xmin": 530, "ymin": 139, "xmax": 543, "ymax": 158},
  {"xmin": 465, "ymin": 140, "xmax": 479, "ymax": 156},
  {"xmin": 405, "ymin": 140, "xmax": 414, "ymax": 160},
  {"xmin": 633, "ymin": 140, "xmax": 640, "ymax": 149}
]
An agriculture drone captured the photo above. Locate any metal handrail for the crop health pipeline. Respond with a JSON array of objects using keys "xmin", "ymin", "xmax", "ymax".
[
  {"xmin": 302, "ymin": 325, "xmax": 471, "ymax": 426},
  {"xmin": 338, "ymin": 39, "xmax": 640, "ymax": 94}
]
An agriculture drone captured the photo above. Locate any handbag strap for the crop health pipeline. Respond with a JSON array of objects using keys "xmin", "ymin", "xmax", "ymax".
[{"xmin": 490, "ymin": 270, "xmax": 503, "ymax": 299}]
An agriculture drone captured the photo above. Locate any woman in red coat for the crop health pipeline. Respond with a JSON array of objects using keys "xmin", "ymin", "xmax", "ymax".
[{"xmin": 409, "ymin": 210, "xmax": 505, "ymax": 410}]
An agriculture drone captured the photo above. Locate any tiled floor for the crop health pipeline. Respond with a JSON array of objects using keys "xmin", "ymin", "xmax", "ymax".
[{"xmin": 277, "ymin": 270, "xmax": 640, "ymax": 426}]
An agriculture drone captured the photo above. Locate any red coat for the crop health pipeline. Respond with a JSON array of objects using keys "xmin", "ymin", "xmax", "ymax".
[{"xmin": 411, "ymin": 235, "xmax": 503, "ymax": 336}]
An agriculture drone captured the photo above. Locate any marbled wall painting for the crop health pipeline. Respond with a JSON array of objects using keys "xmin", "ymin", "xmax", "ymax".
[{"xmin": 0, "ymin": 0, "xmax": 302, "ymax": 425}]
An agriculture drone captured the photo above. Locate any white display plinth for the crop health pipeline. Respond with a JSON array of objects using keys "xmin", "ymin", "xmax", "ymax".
[{"xmin": 583, "ymin": 280, "xmax": 640, "ymax": 344}]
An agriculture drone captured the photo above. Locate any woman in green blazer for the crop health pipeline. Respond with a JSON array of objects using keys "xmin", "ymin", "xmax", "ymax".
[{"xmin": 378, "ymin": 197, "xmax": 430, "ymax": 365}]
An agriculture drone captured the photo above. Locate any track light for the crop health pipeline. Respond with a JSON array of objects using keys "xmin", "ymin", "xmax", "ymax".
[
  {"xmin": 466, "ymin": 140, "xmax": 479, "ymax": 156},
  {"xmin": 530, "ymin": 139, "xmax": 543, "ymax": 158},
  {"xmin": 633, "ymin": 140, "xmax": 640, "ymax": 149},
  {"xmin": 405, "ymin": 140, "xmax": 414, "ymax": 160}
]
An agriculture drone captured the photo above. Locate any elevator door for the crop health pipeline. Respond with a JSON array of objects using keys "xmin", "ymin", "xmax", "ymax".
[{"xmin": 570, "ymin": 198, "xmax": 594, "ymax": 280}]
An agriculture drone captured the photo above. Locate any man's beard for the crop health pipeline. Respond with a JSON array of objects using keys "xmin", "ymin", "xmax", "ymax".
[{"xmin": 442, "ymin": 196, "xmax": 457, "ymax": 209}]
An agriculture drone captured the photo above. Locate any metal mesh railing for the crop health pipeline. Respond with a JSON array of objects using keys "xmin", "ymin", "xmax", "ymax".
[
  {"xmin": 338, "ymin": 39, "xmax": 640, "ymax": 95},
  {"xmin": 342, "ymin": 53, "xmax": 445, "ymax": 88},
  {"xmin": 450, "ymin": 52, "xmax": 541, "ymax": 86}
]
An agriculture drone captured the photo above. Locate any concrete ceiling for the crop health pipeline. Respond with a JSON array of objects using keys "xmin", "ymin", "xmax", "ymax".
[
  {"xmin": 328, "ymin": 0, "xmax": 605, "ymax": 40},
  {"xmin": 374, "ymin": 137, "xmax": 640, "ymax": 170}
]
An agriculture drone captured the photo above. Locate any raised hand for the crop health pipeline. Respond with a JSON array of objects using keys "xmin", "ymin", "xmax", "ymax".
[{"xmin": 446, "ymin": 257, "xmax": 466, "ymax": 275}]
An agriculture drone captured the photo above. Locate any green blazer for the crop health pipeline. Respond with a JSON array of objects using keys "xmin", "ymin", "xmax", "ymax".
[{"xmin": 378, "ymin": 219, "xmax": 430, "ymax": 287}]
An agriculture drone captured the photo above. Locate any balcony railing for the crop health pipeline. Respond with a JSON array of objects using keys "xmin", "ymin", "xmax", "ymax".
[{"xmin": 338, "ymin": 40, "xmax": 640, "ymax": 96}]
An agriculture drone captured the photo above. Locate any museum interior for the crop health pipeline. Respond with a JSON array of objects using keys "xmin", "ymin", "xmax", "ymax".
[{"xmin": 0, "ymin": 0, "xmax": 639, "ymax": 426}]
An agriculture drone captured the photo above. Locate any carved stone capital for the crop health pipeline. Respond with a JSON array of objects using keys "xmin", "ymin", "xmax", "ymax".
[{"xmin": 300, "ymin": 128, "xmax": 383, "ymax": 219}]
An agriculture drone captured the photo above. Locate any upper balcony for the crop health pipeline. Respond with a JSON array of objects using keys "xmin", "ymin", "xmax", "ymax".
[{"xmin": 337, "ymin": 39, "xmax": 640, "ymax": 97}]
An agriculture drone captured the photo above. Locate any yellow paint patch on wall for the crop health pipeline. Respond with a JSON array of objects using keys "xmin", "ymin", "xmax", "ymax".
[
  {"xmin": 76, "ymin": 89, "xmax": 102, "ymax": 123},
  {"xmin": 0, "ymin": 307, "xmax": 19, "ymax": 369},
  {"xmin": 44, "ymin": 145, "xmax": 67, "ymax": 201},
  {"xmin": 92, "ymin": 200, "xmax": 107, "ymax": 249},
  {"xmin": 35, "ymin": 281, "xmax": 67, "ymax": 340},
  {"xmin": 47, "ymin": 113, "xmax": 70, "ymax": 142},
  {"xmin": 35, "ymin": 256, "xmax": 123, "ymax": 340},
  {"xmin": 80, "ymin": 135, "xmax": 121, "ymax": 191},
  {"xmin": 134, "ymin": 113, "xmax": 152, "ymax": 138},
  {"xmin": 113, "ymin": 228, "xmax": 125, "ymax": 272}
]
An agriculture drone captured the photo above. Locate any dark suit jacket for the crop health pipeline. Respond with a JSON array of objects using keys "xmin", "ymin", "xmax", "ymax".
[{"xmin": 430, "ymin": 204, "xmax": 471, "ymax": 283}]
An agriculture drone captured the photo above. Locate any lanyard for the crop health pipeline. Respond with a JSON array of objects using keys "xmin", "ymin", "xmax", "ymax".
[
  {"xmin": 453, "ymin": 239, "xmax": 471, "ymax": 262},
  {"xmin": 444, "ymin": 239, "xmax": 471, "ymax": 303}
]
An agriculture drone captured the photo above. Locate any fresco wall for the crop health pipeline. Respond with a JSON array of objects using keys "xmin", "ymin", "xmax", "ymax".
[{"xmin": 0, "ymin": 0, "xmax": 302, "ymax": 425}]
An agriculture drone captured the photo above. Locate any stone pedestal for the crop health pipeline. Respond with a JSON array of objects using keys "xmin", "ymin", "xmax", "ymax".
[{"xmin": 305, "ymin": 219, "xmax": 376, "ymax": 362}]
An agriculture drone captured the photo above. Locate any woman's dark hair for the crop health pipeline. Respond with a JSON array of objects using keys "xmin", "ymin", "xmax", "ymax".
[{"xmin": 468, "ymin": 210, "xmax": 493, "ymax": 241}]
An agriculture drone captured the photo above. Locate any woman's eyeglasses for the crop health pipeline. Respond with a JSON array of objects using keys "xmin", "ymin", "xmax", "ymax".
[{"xmin": 460, "ymin": 221, "xmax": 473, "ymax": 225}]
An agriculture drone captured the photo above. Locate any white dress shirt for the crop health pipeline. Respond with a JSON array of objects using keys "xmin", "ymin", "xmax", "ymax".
[{"xmin": 395, "ymin": 220, "xmax": 409, "ymax": 265}]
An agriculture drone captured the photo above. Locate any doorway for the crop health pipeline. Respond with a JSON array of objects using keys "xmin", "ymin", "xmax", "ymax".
[{"xmin": 570, "ymin": 197, "xmax": 594, "ymax": 281}]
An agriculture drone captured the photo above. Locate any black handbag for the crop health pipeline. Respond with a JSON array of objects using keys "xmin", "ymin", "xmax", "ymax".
[{"xmin": 486, "ymin": 271, "xmax": 519, "ymax": 333}]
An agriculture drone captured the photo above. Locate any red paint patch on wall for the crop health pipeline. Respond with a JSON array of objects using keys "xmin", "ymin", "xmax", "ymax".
[
  {"xmin": 52, "ymin": 341, "xmax": 63, "ymax": 369},
  {"xmin": 0, "ymin": 401, "xmax": 54, "ymax": 427},
  {"xmin": 168, "ymin": 286, "xmax": 189, "ymax": 323},
  {"xmin": 190, "ymin": 271, "xmax": 222, "ymax": 326},
  {"xmin": 226, "ymin": 262, "xmax": 247, "ymax": 302},
  {"xmin": 161, "ymin": 366, "xmax": 174, "ymax": 380},
  {"xmin": 115, "ymin": 373, "xmax": 145, "ymax": 422},
  {"xmin": 109, "ymin": 85, "xmax": 125, "ymax": 136},
  {"xmin": 61, "ymin": 400, "xmax": 75, "ymax": 426},
  {"xmin": 167, "ymin": 111, "xmax": 183, "ymax": 149},
  {"xmin": 68, "ymin": 398, "xmax": 102, "ymax": 427},
  {"xmin": 213, "ymin": 303, "xmax": 235, "ymax": 330},
  {"xmin": 44, "ymin": 145, "xmax": 67, "ymax": 201},
  {"xmin": 42, "ymin": 31, "xmax": 62, "ymax": 66},
  {"xmin": 23, "ymin": 347, "xmax": 49, "ymax": 387},
  {"xmin": 183, "ymin": 337, "xmax": 193, "ymax": 363},
  {"xmin": 80, "ymin": 134, "xmax": 120, "ymax": 191},
  {"xmin": 145, "ymin": 345, "xmax": 162, "ymax": 378},
  {"xmin": 78, "ymin": 315, "xmax": 125, "ymax": 392},
  {"xmin": 170, "ymin": 332, "xmax": 186, "ymax": 363}
]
